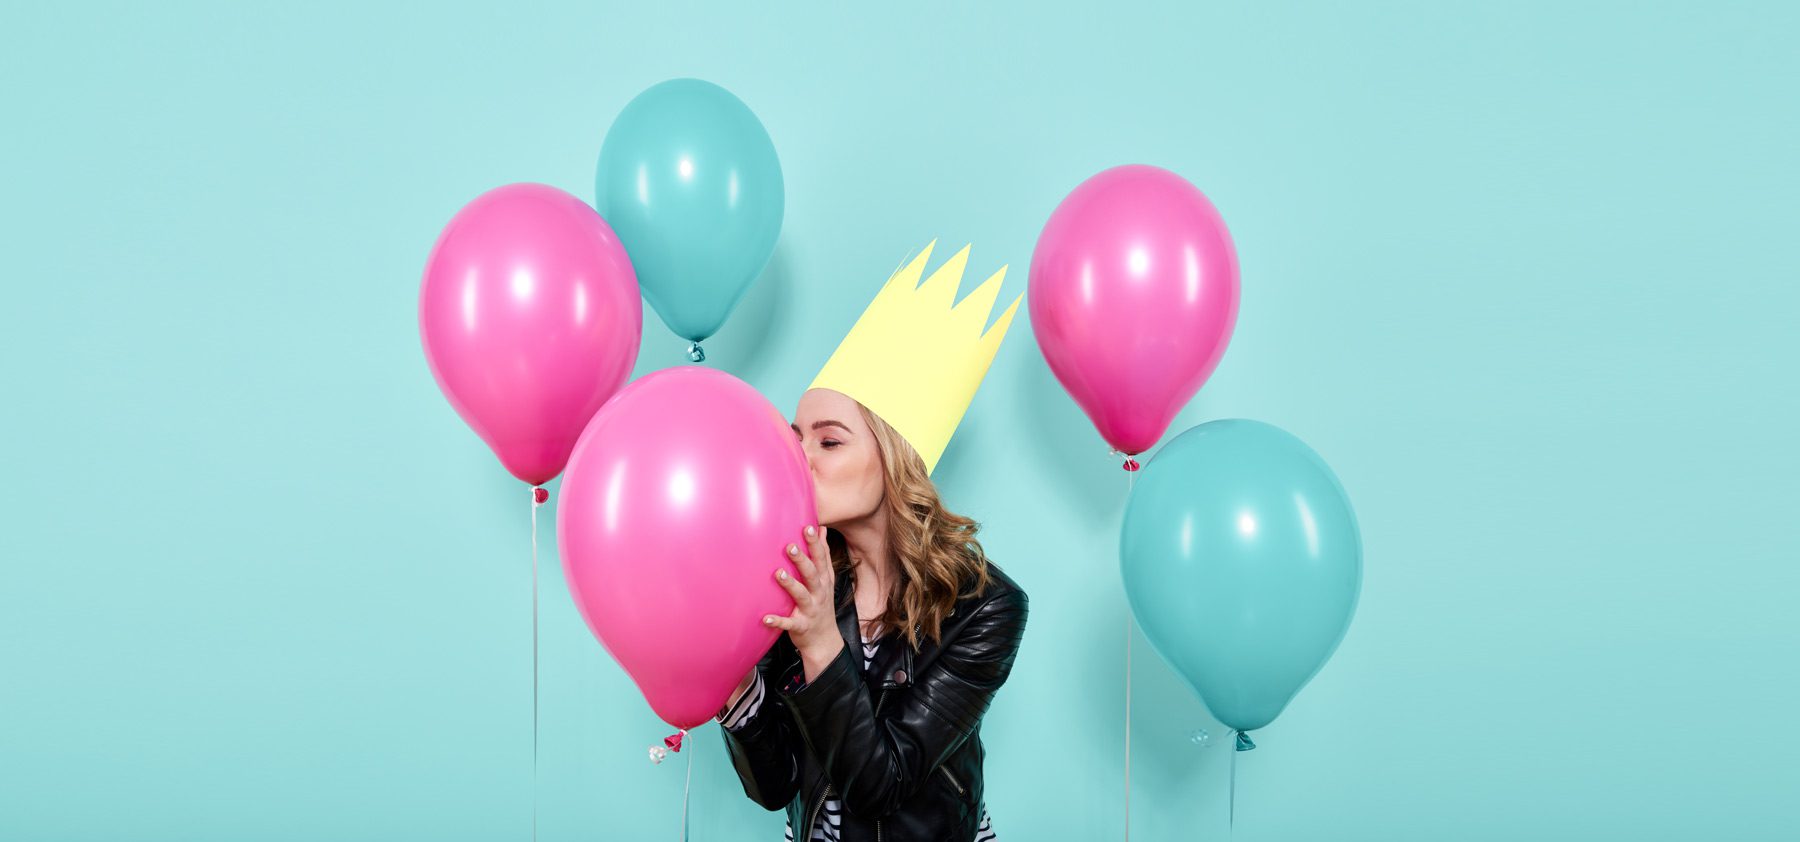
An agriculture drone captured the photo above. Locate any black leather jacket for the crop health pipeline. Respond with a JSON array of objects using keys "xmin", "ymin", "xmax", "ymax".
[{"xmin": 719, "ymin": 560, "xmax": 1028, "ymax": 841}]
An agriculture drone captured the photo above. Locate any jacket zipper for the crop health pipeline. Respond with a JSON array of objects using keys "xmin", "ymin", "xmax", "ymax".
[
  {"xmin": 809, "ymin": 673, "xmax": 901, "ymax": 839},
  {"xmin": 941, "ymin": 765, "xmax": 965, "ymax": 796},
  {"xmin": 804, "ymin": 782, "xmax": 828, "ymax": 841},
  {"xmin": 873, "ymin": 687, "xmax": 888, "ymax": 842}
]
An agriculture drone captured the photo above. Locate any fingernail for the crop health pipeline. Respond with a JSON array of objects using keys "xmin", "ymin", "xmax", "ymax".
[
  {"xmin": 805, "ymin": 525, "xmax": 816, "ymax": 537},
  {"xmin": 763, "ymin": 616, "xmax": 774, "ymax": 625},
  {"xmin": 776, "ymin": 569, "xmax": 787, "ymax": 580},
  {"xmin": 788, "ymin": 544, "xmax": 799, "ymax": 555}
]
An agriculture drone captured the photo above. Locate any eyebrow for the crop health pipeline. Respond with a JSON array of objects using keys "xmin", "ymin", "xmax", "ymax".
[{"xmin": 791, "ymin": 419, "xmax": 853, "ymax": 436}]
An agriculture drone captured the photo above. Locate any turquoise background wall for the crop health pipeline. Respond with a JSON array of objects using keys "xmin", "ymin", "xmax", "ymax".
[{"xmin": 3, "ymin": 2, "xmax": 1795, "ymax": 840}]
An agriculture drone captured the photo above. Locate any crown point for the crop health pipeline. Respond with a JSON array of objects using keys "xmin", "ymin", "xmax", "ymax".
[
  {"xmin": 813, "ymin": 241, "xmax": 1020, "ymax": 480},
  {"xmin": 917, "ymin": 244, "xmax": 971, "ymax": 306},
  {"xmin": 911, "ymin": 239, "xmax": 938, "ymax": 269}
]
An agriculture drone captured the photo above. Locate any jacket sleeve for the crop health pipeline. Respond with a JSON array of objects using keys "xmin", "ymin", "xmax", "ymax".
[
  {"xmin": 777, "ymin": 586, "xmax": 1028, "ymax": 818},
  {"xmin": 717, "ymin": 640, "xmax": 804, "ymax": 811}
]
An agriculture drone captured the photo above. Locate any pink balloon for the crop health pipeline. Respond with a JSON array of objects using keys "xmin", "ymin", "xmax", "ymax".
[
  {"xmin": 1029, "ymin": 165, "xmax": 1240, "ymax": 456},
  {"xmin": 557, "ymin": 366, "xmax": 816, "ymax": 730},
  {"xmin": 419, "ymin": 183, "xmax": 642, "ymax": 486}
]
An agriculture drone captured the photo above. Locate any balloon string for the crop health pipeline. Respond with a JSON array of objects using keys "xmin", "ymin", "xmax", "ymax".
[
  {"xmin": 1124, "ymin": 601, "xmax": 1132, "ymax": 842},
  {"xmin": 531, "ymin": 486, "xmax": 544, "ymax": 842},
  {"xmin": 682, "ymin": 735, "xmax": 694, "ymax": 842},
  {"xmin": 1124, "ymin": 463, "xmax": 1135, "ymax": 842},
  {"xmin": 1229, "ymin": 733, "xmax": 1237, "ymax": 834}
]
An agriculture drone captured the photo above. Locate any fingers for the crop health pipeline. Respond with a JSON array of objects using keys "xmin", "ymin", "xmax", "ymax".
[
  {"xmin": 763, "ymin": 612, "xmax": 798, "ymax": 631},
  {"xmin": 775, "ymin": 567, "xmax": 808, "ymax": 603},
  {"xmin": 787, "ymin": 541, "xmax": 817, "ymax": 585},
  {"xmin": 801, "ymin": 524, "xmax": 830, "ymax": 585},
  {"xmin": 767, "ymin": 524, "xmax": 832, "ymax": 638},
  {"xmin": 805, "ymin": 524, "xmax": 830, "ymax": 575}
]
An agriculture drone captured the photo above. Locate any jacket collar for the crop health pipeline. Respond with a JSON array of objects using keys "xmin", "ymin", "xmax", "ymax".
[{"xmin": 829, "ymin": 559, "xmax": 1017, "ymax": 696}]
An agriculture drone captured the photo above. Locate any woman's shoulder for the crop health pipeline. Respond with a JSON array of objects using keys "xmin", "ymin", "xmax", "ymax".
[
  {"xmin": 916, "ymin": 560, "xmax": 1027, "ymax": 671},
  {"xmin": 971, "ymin": 558, "xmax": 1025, "ymax": 603},
  {"xmin": 954, "ymin": 559, "xmax": 1028, "ymax": 626}
]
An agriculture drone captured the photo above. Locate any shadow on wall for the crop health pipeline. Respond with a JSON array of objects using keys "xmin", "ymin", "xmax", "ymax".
[{"xmin": 682, "ymin": 240, "xmax": 797, "ymax": 388}]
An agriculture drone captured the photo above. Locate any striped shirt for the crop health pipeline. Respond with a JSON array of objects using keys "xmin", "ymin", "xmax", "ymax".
[{"xmin": 720, "ymin": 630, "xmax": 997, "ymax": 841}]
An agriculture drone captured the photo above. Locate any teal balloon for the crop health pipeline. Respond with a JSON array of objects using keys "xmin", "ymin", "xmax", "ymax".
[
  {"xmin": 596, "ymin": 78, "xmax": 783, "ymax": 348},
  {"xmin": 1121, "ymin": 419, "xmax": 1361, "ymax": 737}
]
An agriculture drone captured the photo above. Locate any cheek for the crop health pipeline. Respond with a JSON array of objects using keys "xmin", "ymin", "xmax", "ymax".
[
  {"xmin": 812, "ymin": 456, "xmax": 843, "ymax": 494},
  {"xmin": 858, "ymin": 453, "xmax": 884, "ymax": 505},
  {"xmin": 814, "ymin": 453, "xmax": 879, "ymax": 509}
]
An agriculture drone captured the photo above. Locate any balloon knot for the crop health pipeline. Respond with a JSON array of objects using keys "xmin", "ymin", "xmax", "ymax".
[
  {"xmin": 533, "ymin": 487, "xmax": 549, "ymax": 505},
  {"xmin": 1122, "ymin": 458, "xmax": 1140, "ymax": 472},
  {"xmin": 664, "ymin": 730, "xmax": 686, "ymax": 752},
  {"xmin": 686, "ymin": 342, "xmax": 706, "ymax": 363},
  {"xmin": 1235, "ymin": 730, "xmax": 1256, "ymax": 752}
]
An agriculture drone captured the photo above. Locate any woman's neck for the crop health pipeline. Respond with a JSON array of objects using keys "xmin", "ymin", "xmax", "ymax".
[{"xmin": 834, "ymin": 507, "xmax": 895, "ymax": 623}]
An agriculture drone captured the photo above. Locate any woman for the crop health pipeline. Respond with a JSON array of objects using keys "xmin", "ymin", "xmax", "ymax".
[
  {"xmin": 716, "ymin": 387, "xmax": 1026, "ymax": 841},
  {"xmin": 715, "ymin": 242, "xmax": 1029, "ymax": 841}
]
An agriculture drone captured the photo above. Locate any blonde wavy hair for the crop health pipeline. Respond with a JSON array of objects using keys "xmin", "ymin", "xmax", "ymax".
[{"xmin": 824, "ymin": 400, "xmax": 994, "ymax": 650}]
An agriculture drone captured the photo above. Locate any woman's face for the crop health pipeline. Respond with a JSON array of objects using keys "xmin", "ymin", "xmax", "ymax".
[{"xmin": 793, "ymin": 388, "xmax": 884, "ymax": 528}]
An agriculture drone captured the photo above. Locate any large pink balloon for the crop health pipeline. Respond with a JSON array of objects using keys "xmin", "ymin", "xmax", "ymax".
[
  {"xmin": 557, "ymin": 366, "xmax": 815, "ymax": 730},
  {"xmin": 419, "ymin": 183, "xmax": 642, "ymax": 486},
  {"xmin": 1029, "ymin": 165, "xmax": 1240, "ymax": 457}
]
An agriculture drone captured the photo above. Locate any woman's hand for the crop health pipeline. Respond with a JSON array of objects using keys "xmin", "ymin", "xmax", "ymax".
[{"xmin": 765, "ymin": 524, "xmax": 844, "ymax": 682}]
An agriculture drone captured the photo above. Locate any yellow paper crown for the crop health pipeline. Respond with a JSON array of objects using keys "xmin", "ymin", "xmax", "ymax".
[{"xmin": 808, "ymin": 241, "xmax": 1021, "ymax": 475}]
